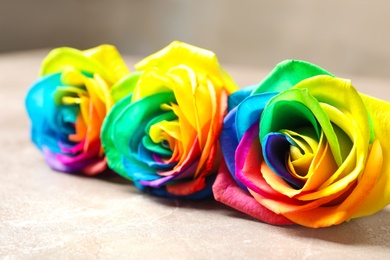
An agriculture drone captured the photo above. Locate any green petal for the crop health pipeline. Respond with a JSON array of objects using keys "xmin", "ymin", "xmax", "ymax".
[
  {"xmin": 260, "ymin": 87, "xmax": 342, "ymax": 166},
  {"xmin": 111, "ymin": 92, "xmax": 176, "ymax": 159},
  {"xmin": 252, "ymin": 60, "xmax": 333, "ymax": 95},
  {"xmin": 101, "ymin": 94, "xmax": 133, "ymax": 178},
  {"xmin": 110, "ymin": 71, "xmax": 142, "ymax": 103}
]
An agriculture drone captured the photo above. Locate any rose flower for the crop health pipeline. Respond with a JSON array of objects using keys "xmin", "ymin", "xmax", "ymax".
[
  {"xmin": 26, "ymin": 45, "xmax": 130, "ymax": 175},
  {"xmin": 102, "ymin": 41, "xmax": 238, "ymax": 199},
  {"xmin": 213, "ymin": 60, "xmax": 390, "ymax": 227}
]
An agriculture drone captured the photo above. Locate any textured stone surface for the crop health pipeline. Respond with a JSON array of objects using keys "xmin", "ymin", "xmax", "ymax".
[{"xmin": 1, "ymin": 50, "xmax": 390, "ymax": 259}]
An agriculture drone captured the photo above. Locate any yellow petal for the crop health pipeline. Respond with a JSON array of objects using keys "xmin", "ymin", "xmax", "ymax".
[
  {"xmin": 135, "ymin": 41, "xmax": 238, "ymax": 94},
  {"xmin": 351, "ymin": 94, "xmax": 390, "ymax": 218}
]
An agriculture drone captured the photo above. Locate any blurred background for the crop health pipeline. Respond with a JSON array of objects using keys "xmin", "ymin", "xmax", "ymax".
[{"xmin": 2, "ymin": 0, "xmax": 390, "ymax": 79}]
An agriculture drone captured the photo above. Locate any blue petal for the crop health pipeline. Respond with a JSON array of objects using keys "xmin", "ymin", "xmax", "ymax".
[
  {"xmin": 137, "ymin": 141, "xmax": 176, "ymax": 170},
  {"xmin": 56, "ymin": 104, "xmax": 78, "ymax": 135},
  {"xmin": 26, "ymin": 73, "xmax": 63, "ymax": 151},
  {"xmin": 220, "ymin": 107, "xmax": 247, "ymax": 191},
  {"xmin": 262, "ymin": 133, "xmax": 304, "ymax": 189},
  {"xmin": 227, "ymin": 84, "xmax": 257, "ymax": 112},
  {"xmin": 236, "ymin": 92, "xmax": 278, "ymax": 141},
  {"xmin": 122, "ymin": 155, "xmax": 160, "ymax": 181},
  {"xmin": 39, "ymin": 122, "xmax": 61, "ymax": 152}
]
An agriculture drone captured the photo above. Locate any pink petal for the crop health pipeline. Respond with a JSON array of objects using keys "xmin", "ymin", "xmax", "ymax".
[{"xmin": 212, "ymin": 159, "xmax": 294, "ymax": 226}]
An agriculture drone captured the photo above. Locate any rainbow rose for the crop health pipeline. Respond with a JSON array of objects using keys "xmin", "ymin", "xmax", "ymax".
[
  {"xmin": 26, "ymin": 45, "xmax": 130, "ymax": 175},
  {"xmin": 213, "ymin": 60, "xmax": 390, "ymax": 227},
  {"xmin": 102, "ymin": 41, "xmax": 238, "ymax": 199}
]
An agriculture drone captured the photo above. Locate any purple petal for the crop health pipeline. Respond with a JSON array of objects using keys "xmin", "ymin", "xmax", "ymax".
[
  {"xmin": 139, "ymin": 159, "xmax": 200, "ymax": 188},
  {"xmin": 262, "ymin": 133, "xmax": 304, "ymax": 188},
  {"xmin": 43, "ymin": 146, "xmax": 100, "ymax": 173}
]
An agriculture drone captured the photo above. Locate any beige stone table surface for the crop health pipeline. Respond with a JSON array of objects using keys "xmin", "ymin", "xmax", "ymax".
[{"xmin": 1, "ymin": 49, "xmax": 390, "ymax": 259}]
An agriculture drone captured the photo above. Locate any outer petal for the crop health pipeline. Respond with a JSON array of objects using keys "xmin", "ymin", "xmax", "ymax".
[
  {"xmin": 213, "ymin": 159, "xmax": 294, "ymax": 225},
  {"xmin": 351, "ymin": 94, "xmax": 390, "ymax": 218},
  {"xmin": 40, "ymin": 45, "xmax": 129, "ymax": 84},
  {"xmin": 101, "ymin": 94, "xmax": 133, "ymax": 177},
  {"xmin": 236, "ymin": 92, "xmax": 278, "ymax": 141},
  {"xmin": 135, "ymin": 41, "xmax": 238, "ymax": 94},
  {"xmin": 227, "ymin": 84, "xmax": 257, "ymax": 112},
  {"xmin": 83, "ymin": 44, "xmax": 130, "ymax": 81},
  {"xmin": 110, "ymin": 71, "xmax": 142, "ymax": 103},
  {"xmin": 252, "ymin": 60, "xmax": 333, "ymax": 95},
  {"xmin": 25, "ymin": 73, "xmax": 62, "ymax": 151}
]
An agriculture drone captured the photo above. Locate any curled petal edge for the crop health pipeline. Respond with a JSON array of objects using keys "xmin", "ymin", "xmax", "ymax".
[{"xmin": 212, "ymin": 159, "xmax": 294, "ymax": 226}]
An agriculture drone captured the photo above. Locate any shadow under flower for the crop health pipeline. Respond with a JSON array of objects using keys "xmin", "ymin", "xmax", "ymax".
[
  {"xmin": 148, "ymin": 195, "xmax": 268, "ymax": 222},
  {"xmin": 93, "ymin": 169, "xmax": 134, "ymax": 185},
  {"xmin": 280, "ymin": 207, "xmax": 390, "ymax": 247},
  {"xmin": 57, "ymin": 167, "xmax": 133, "ymax": 186},
  {"xmin": 149, "ymin": 192, "xmax": 390, "ymax": 247}
]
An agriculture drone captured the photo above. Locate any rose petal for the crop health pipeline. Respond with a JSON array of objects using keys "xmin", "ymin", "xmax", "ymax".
[
  {"xmin": 134, "ymin": 41, "xmax": 238, "ymax": 94},
  {"xmin": 220, "ymin": 108, "xmax": 241, "ymax": 183},
  {"xmin": 236, "ymin": 92, "xmax": 278, "ymax": 141},
  {"xmin": 101, "ymin": 94, "xmax": 133, "ymax": 177},
  {"xmin": 352, "ymin": 94, "xmax": 390, "ymax": 217},
  {"xmin": 261, "ymin": 87, "xmax": 344, "ymax": 167},
  {"xmin": 41, "ymin": 45, "xmax": 129, "ymax": 84},
  {"xmin": 110, "ymin": 71, "xmax": 142, "ymax": 103},
  {"xmin": 150, "ymin": 174, "xmax": 215, "ymax": 200},
  {"xmin": 282, "ymin": 140, "xmax": 383, "ymax": 228},
  {"xmin": 251, "ymin": 60, "xmax": 333, "ymax": 95},
  {"xmin": 262, "ymin": 132, "xmax": 304, "ymax": 188},
  {"xmin": 213, "ymin": 159, "xmax": 294, "ymax": 225},
  {"xmin": 139, "ymin": 159, "xmax": 198, "ymax": 188},
  {"xmin": 43, "ymin": 146, "xmax": 104, "ymax": 174},
  {"xmin": 166, "ymin": 176, "xmax": 206, "ymax": 196},
  {"xmin": 226, "ymin": 84, "xmax": 257, "ymax": 111}
]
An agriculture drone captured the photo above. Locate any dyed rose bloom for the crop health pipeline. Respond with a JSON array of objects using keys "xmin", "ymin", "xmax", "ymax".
[
  {"xmin": 26, "ymin": 45, "xmax": 130, "ymax": 175},
  {"xmin": 102, "ymin": 41, "xmax": 238, "ymax": 199},
  {"xmin": 213, "ymin": 60, "xmax": 390, "ymax": 227}
]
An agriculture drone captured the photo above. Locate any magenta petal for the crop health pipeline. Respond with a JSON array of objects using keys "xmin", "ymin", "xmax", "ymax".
[
  {"xmin": 43, "ymin": 146, "xmax": 89, "ymax": 173},
  {"xmin": 56, "ymin": 142, "xmax": 100, "ymax": 164},
  {"xmin": 59, "ymin": 140, "xmax": 85, "ymax": 154},
  {"xmin": 43, "ymin": 146, "xmax": 102, "ymax": 173},
  {"xmin": 213, "ymin": 159, "xmax": 294, "ymax": 225},
  {"xmin": 152, "ymin": 153, "xmax": 165, "ymax": 163},
  {"xmin": 43, "ymin": 147, "xmax": 73, "ymax": 172},
  {"xmin": 234, "ymin": 123, "xmax": 268, "ymax": 195}
]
